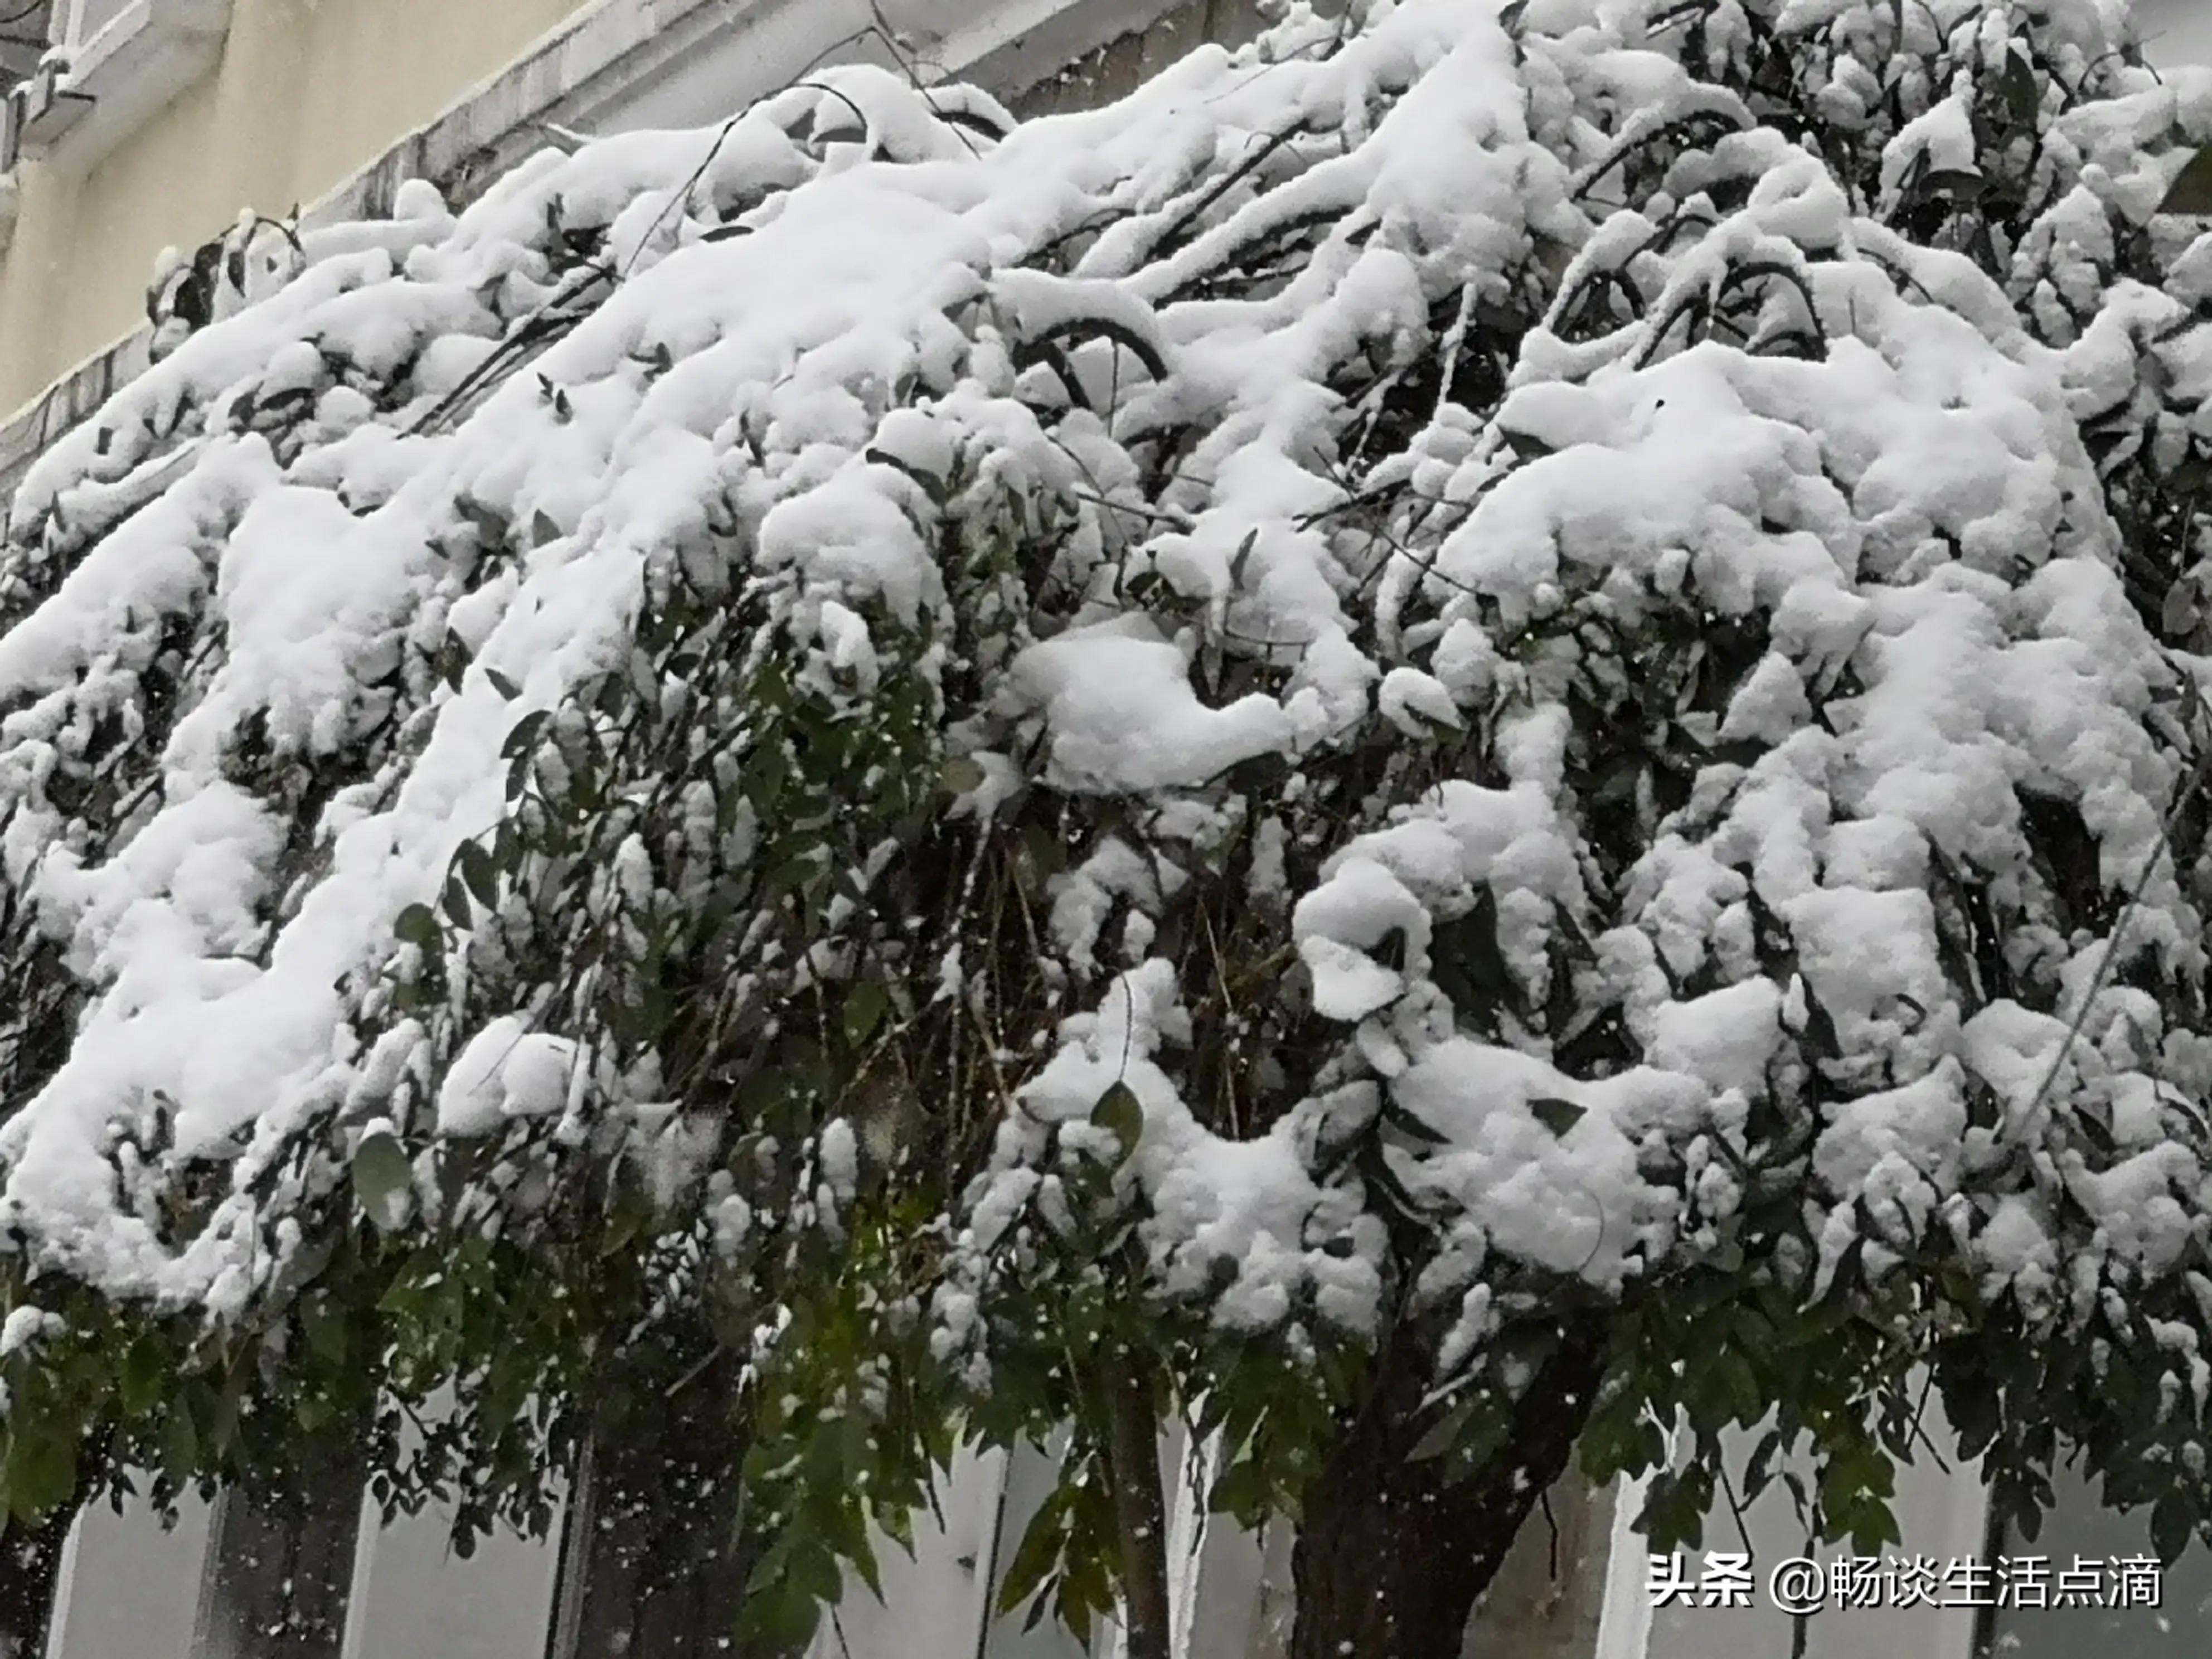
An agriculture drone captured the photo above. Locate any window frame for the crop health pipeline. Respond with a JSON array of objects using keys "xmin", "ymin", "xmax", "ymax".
[
  {"xmin": 188, "ymin": 1474, "xmax": 366, "ymax": 1659},
  {"xmin": 16, "ymin": 0, "xmax": 230, "ymax": 169}
]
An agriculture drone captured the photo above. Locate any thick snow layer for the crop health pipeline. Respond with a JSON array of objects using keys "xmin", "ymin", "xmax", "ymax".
[{"xmin": 1, "ymin": 0, "xmax": 2210, "ymax": 1414}]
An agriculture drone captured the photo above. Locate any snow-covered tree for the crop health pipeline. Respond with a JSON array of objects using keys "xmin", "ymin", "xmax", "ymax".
[{"xmin": 8, "ymin": 0, "xmax": 2212, "ymax": 1654}]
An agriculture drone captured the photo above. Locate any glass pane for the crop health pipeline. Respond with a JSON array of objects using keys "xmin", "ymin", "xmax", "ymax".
[
  {"xmin": 191, "ymin": 1482, "xmax": 362, "ymax": 1659},
  {"xmin": 816, "ymin": 1443, "xmax": 1007, "ymax": 1659},
  {"xmin": 342, "ymin": 1500, "xmax": 559, "ymax": 1659},
  {"xmin": 1979, "ymin": 1463, "xmax": 2212, "ymax": 1656},
  {"xmin": 0, "ymin": 4, "xmax": 52, "ymax": 85},
  {"xmin": 547, "ymin": 1431, "xmax": 746, "ymax": 1659},
  {"xmin": 47, "ymin": 1488, "xmax": 212, "ymax": 1659},
  {"xmin": 979, "ymin": 1443, "xmax": 1094, "ymax": 1659}
]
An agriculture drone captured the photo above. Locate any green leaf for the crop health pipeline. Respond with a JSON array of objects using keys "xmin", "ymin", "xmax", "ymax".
[
  {"xmin": 1018, "ymin": 823, "xmax": 1063, "ymax": 885},
  {"xmin": 1529, "ymin": 1096, "xmax": 1587, "ymax": 1137},
  {"xmin": 483, "ymin": 667, "xmax": 521, "ymax": 701},
  {"xmin": 863, "ymin": 446, "xmax": 950, "ymax": 505},
  {"xmin": 458, "ymin": 842, "xmax": 500, "ymax": 911},
  {"xmin": 1406, "ymin": 1401, "xmax": 1474, "ymax": 1464},
  {"xmin": 739, "ymin": 1570, "xmax": 825, "ymax": 1653},
  {"xmin": 159, "ymin": 1400, "xmax": 198, "ymax": 1485},
  {"xmin": 599, "ymin": 1185, "xmax": 652, "ymax": 1259},
  {"xmin": 843, "ymin": 981, "xmax": 889, "ymax": 1048},
  {"xmin": 1380, "ymin": 1099, "xmax": 1449, "ymax": 1148},
  {"xmin": 1917, "ymin": 168, "xmax": 1985, "ymax": 203},
  {"xmin": 442, "ymin": 874, "xmax": 472, "ymax": 930},
  {"xmin": 2163, "ymin": 147, "xmax": 2212, "ymax": 216},
  {"xmin": 2152, "ymin": 1491, "xmax": 2194, "ymax": 1564},
  {"xmin": 1091, "ymin": 1081, "xmax": 1145, "ymax": 1164},
  {"xmin": 499, "ymin": 710, "xmax": 551, "ymax": 761},
  {"xmin": 394, "ymin": 903, "xmax": 442, "ymax": 952},
  {"xmin": 787, "ymin": 1540, "xmax": 843, "ymax": 1611},
  {"xmin": 302, "ymin": 1299, "xmax": 348, "ymax": 1369},
  {"xmin": 456, "ymin": 496, "xmax": 509, "ymax": 546},
  {"xmin": 1744, "ymin": 1428, "xmax": 1785, "ymax": 1501},
  {"xmin": 1432, "ymin": 886, "xmax": 1517, "ymax": 1016},
  {"xmin": 438, "ymin": 629, "xmax": 470, "ymax": 692},
  {"xmin": 1209, "ymin": 1453, "xmax": 1274, "ymax": 1526},
  {"xmin": 118, "ymin": 1340, "xmax": 166, "ymax": 1418},
  {"xmin": 879, "ymin": 1496, "xmax": 917, "ymax": 1559},
  {"xmin": 1998, "ymin": 50, "xmax": 2039, "ymax": 124},
  {"xmin": 1227, "ymin": 527, "xmax": 1259, "ymax": 590},
  {"xmin": 818, "ymin": 1510, "xmax": 870, "ymax": 1598},
  {"xmin": 352, "ymin": 1132, "xmax": 415, "ymax": 1232},
  {"xmin": 2165, "ymin": 575, "xmax": 2200, "ymax": 638},
  {"xmin": 9, "ymin": 1420, "xmax": 76, "ymax": 1523},
  {"xmin": 939, "ymin": 755, "xmax": 988, "ymax": 797},
  {"xmin": 997, "ymin": 1490, "xmax": 1070, "ymax": 1616}
]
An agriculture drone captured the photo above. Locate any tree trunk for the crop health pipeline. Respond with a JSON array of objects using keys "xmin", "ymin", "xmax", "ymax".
[
  {"xmin": 0, "ymin": 1497, "xmax": 81, "ymax": 1659},
  {"xmin": 1104, "ymin": 1360, "xmax": 1172, "ymax": 1659},
  {"xmin": 1289, "ymin": 1321, "xmax": 1609, "ymax": 1659}
]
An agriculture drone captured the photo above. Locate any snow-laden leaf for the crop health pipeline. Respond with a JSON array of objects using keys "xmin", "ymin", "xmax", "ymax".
[
  {"xmin": 1091, "ymin": 1082, "xmax": 1144, "ymax": 1167},
  {"xmin": 350, "ymin": 1133, "xmax": 414, "ymax": 1232},
  {"xmin": 1527, "ymin": 1097, "xmax": 1587, "ymax": 1138},
  {"xmin": 2162, "ymin": 147, "xmax": 2212, "ymax": 215},
  {"xmin": 7, "ymin": 0, "xmax": 2212, "ymax": 1637}
]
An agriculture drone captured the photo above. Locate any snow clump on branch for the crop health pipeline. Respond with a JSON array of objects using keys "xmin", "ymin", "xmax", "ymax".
[{"xmin": 0, "ymin": 0, "xmax": 2210, "ymax": 1458}]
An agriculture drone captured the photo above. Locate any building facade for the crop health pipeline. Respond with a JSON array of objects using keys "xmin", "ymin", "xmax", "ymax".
[
  {"xmin": 0, "ymin": 0, "xmax": 1270, "ymax": 497},
  {"xmin": 0, "ymin": 2, "xmax": 2209, "ymax": 1657}
]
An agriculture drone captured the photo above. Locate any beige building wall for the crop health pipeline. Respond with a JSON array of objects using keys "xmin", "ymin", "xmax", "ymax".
[{"xmin": 0, "ymin": 0, "xmax": 593, "ymax": 420}]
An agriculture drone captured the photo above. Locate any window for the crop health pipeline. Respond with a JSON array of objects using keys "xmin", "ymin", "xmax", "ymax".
[
  {"xmin": 1625, "ymin": 1401, "xmax": 1988, "ymax": 1659},
  {"xmin": 543, "ymin": 1387, "xmax": 750, "ymax": 1659},
  {"xmin": 18, "ymin": 0, "xmax": 231, "ymax": 168},
  {"xmin": 60, "ymin": 0, "xmax": 132, "ymax": 46},
  {"xmin": 0, "ymin": 0, "xmax": 41, "ymax": 248},
  {"xmin": 1975, "ymin": 1462, "xmax": 2212, "ymax": 1657},
  {"xmin": 1, "ymin": 80, "xmax": 25, "ymax": 186},
  {"xmin": 191, "ymin": 1479, "xmax": 362, "ymax": 1659},
  {"xmin": 977, "ymin": 1442, "xmax": 1100, "ymax": 1658},
  {"xmin": 10, "ymin": 52, "xmax": 89, "ymax": 153},
  {"xmin": 0, "ymin": 1, "xmax": 51, "ymax": 84},
  {"xmin": 44, "ymin": 1490, "xmax": 214, "ymax": 1659},
  {"xmin": 542, "ymin": 1428, "xmax": 1121, "ymax": 1659},
  {"xmin": 338, "ymin": 1493, "xmax": 559, "ymax": 1659}
]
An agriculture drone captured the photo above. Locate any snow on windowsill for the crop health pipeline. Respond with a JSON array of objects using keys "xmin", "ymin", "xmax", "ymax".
[{"xmin": 21, "ymin": 0, "xmax": 232, "ymax": 176}]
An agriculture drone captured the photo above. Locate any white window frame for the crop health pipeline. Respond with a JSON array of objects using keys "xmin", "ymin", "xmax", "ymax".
[
  {"xmin": 0, "ymin": 0, "xmax": 45, "ymax": 251},
  {"xmin": 0, "ymin": 143, "xmax": 20, "ymax": 254},
  {"xmin": 17, "ymin": 0, "xmax": 230, "ymax": 170}
]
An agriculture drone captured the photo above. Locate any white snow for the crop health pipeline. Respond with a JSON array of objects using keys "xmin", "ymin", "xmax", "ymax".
[{"xmin": 0, "ymin": 0, "xmax": 2204, "ymax": 1427}]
